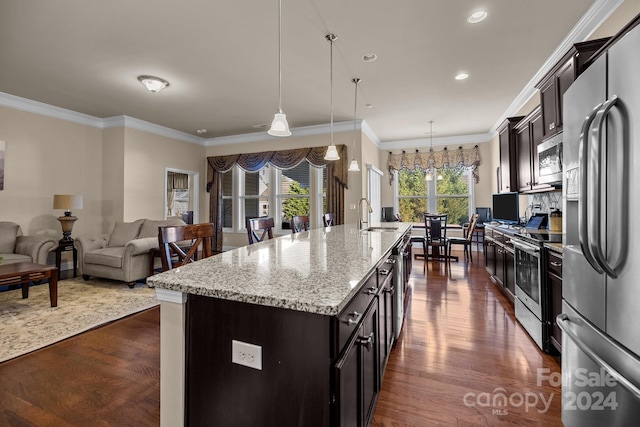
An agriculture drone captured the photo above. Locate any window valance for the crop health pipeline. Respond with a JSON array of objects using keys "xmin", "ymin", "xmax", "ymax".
[
  {"xmin": 207, "ymin": 145, "xmax": 348, "ymax": 191},
  {"xmin": 206, "ymin": 145, "xmax": 348, "ymax": 252},
  {"xmin": 387, "ymin": 145, "xmax": 481, "ymax": 184}
]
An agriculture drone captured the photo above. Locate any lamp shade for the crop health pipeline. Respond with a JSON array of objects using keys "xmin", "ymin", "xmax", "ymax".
[
  {"xmin": 268, "ymin": 112, "xmax": 292, "ymax": 137},
  {"xmin": 348, "ymin": 159, "xmax": 360, "ymax": 172},
  {"xmin": 324, "ymin": 144, "xmax": 340, "ymax": 161},
  {"xmin": 53, "ymin": 194, "xmax": 83, "ymax": 211}
]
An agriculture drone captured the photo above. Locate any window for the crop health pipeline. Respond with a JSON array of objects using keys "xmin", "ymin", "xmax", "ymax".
[
  {"xmin": 277, "ymin": 161, "xmax": 311, "ymax": 230},
  {"xmin": 223, "ymin": 162, "xmax": 327, "ymax": 234},
  {"xmin": 242, "ymin": 166, "xmax": 271, "ymax": 226},
  {"xmin": 222, "ymin": 169, "xmax": 233, "ymax": 229},
  {"xmin": 396, "ymin": 167, "xmax": 474, "ymax": 226}
]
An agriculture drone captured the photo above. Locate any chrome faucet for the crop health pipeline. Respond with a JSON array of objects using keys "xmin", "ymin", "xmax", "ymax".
[{"xmin": 358, "ymin": 197, "xmax": 373, "ymax": 230}]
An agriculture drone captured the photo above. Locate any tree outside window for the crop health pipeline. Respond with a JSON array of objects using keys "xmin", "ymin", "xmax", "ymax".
[{"xmin": 397, "ymin": 167, "xmax": 472, "ymax": 225}]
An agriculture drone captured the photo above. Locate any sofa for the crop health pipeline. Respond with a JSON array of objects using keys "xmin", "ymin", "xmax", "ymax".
[
  {"xmin": 0, "ymin": 221, "xmax": 57, "ymax": 266},
  {"xmin": 76, "ymin": 218, "xmax": 185, "ymax": 287}
]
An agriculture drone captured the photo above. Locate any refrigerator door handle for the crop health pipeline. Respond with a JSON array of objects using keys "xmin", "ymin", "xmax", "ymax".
[
  {"xmin": 579, "ymin": 104, "xmax": 604, "ymax": 274},
  {"xmin": 590, "ymin": 96, "xmax": 621, "ymax": 279},
  {"xmin": 557, "ymin": 313, "xmax": 640, "ymax": 401}
]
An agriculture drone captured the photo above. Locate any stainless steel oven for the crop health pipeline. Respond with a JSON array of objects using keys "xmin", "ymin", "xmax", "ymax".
[
  {"xmin": 537, "ymin": 132, "xmax": 563, "ymax": 185},
  {"xmin": 512, "ymin": 236, "xmax": 546, "ymax": 350}
]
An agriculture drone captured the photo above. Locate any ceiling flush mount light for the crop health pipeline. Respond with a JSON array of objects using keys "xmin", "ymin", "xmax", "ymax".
[
  {"xmin": 137, "ymin": 75, "xmax": 169, "ymax": 93},
  {"xmin": 268, "ymin": 0, "xmax": 292, "ymax": 137},
  {"xmin": 324, "ymin": 34, "xmax": 340, "ymax": 161},
  {"xmin": 348, "ymin": 78, "xmax": 361, "ymax": 172},
  {"xmin": 455, "ymin": 72, "xmax": 469, "ymax": 80},
  {"xmin": 362, "ymin": 53, "xmax": 378, "ymax": 63},
  {"xmin": 467, "ymin": 10, "xmax": 487, "ymax": 24}
]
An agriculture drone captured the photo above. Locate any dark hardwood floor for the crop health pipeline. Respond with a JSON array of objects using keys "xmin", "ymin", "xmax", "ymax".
[{"xmin": 0, "ymin": 248, "xmax": 561, "ymax": 426}]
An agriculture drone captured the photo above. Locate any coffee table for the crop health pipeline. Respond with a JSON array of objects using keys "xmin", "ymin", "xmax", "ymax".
[{"xmin": 0, "ymin": 262, "xmax": 58, "ymax": 307}]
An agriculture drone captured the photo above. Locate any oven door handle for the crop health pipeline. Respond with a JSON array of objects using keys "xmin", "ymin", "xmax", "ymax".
[{"xmin": 511, "ymin": 239, "xmax": 539, "ymax": 256}]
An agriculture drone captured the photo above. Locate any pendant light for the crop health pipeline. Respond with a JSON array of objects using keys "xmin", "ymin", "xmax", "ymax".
[
  {"xmin": 268, "ymin": 0, "xmax": 291, "ymax": 137},
  {"xmin": 324, "ymin": 34, "xmax": 340, "ymax": 161},
  {"xmin": 425, "ymin": 121, "xmax": 443, "ymax": 181},
  {"xmin": 348, "ymin": 78, "xmax": 361, "ymax": 172}
]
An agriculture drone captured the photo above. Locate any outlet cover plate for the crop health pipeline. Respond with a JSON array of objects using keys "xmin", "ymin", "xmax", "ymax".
[{"xmin": 232, "ymin": 340, "xmax": 262, "ymax": 370}]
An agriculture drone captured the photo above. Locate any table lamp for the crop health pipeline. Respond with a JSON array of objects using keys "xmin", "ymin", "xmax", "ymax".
[{"xmin": 53, "ymin": 194, "xmax": 83, "ymax": 242}]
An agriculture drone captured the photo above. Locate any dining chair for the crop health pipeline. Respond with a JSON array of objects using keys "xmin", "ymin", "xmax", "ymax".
[
  {"xmin": 423, "ymin": 213, "xmax": 449, "ymax": 273},
  {"xmin": 291, "ymin": 215, "xmax": 310, "ymax": 234},
  {"xmin": 448, "ymin": 213, "xmax": 479, "ymax": 263},
  {"xmin": 247, "ymin": 217, "xmax": 275, "ymax": 244},
  {"xmin": 157, "ymin": 223, "xmax": 215, "ymax": 272},
  {"xmin": 322, "ymin": 213, "xmax": 336, "ymax": 227}
]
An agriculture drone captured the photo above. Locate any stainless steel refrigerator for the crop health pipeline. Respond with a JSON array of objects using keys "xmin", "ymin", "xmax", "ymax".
[{"xmin": 561, "ymin": 21, "xmax": 640, "ymax": 426}]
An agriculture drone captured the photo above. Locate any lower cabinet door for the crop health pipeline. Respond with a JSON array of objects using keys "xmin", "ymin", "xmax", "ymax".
[
  {"xmin": 361, "ymin": 302, "xmax": 379, "ymax": 426},
  {"xmin": 334, "ymin": 301, "xmax": 379, "ymax": 427},
  {"xmin": 334, "ymin": 334, "xmax": 359, "ymax": 427}
]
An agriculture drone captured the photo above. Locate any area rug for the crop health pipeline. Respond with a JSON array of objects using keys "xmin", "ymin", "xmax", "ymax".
[{"xmin": 0, "ymin": 278, "xmax": 159, "ymax": 363}]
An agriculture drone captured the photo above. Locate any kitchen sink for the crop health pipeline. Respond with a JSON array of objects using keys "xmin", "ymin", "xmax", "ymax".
[{"xmin": 363, "ymin": 226, "xmax": 399, "ymax": 232}]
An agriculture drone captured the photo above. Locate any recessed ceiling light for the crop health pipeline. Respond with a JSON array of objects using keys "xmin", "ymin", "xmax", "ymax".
[
  {"xmin": 137, "ymin": 75, "xmax": 169, "ymax": 93},
  {"xmin": 455, "ymin": 73, "xmax": 469, "ymax": 80},
  {"xmin": 467, "ymin": 10, "xmax": 487, "ymax": 24},
  {"xmin": 196, "ymin": 129, "xmax": 208, "ymax": 135},
  {"xmin": 365, "ymin": 104, "xmax": 374, "ymax": 109},
  {"xmin": 362, "ymin": 54, "xmax": 378, "ymax": 63}
]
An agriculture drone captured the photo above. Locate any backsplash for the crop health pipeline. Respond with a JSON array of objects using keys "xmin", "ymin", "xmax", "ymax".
[{"xmin": 524, "ymin": 191, "xmax": 562, "ymax": 221}]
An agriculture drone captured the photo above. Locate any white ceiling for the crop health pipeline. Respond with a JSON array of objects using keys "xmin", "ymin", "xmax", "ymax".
[{"xmin": 0, "ymin": 0, "xmax": 621, "ymax": 147}]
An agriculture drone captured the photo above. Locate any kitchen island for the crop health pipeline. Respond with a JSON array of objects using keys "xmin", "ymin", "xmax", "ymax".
[{"xmin": 148, "ymin": 222, "xmax": 412, "ymax": 427}]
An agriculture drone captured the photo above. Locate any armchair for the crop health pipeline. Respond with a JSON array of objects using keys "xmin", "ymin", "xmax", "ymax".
[
  {"xmin": 76, "ymin": 218, "xmax": 185, "ymax": 287},
  {"xmin": 0, "ymin": 221, "xmax": 57, "ymax": 265}
]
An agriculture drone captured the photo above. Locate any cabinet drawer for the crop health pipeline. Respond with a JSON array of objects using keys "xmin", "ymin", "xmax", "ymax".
[
  {"xmin": 547, "ymin": 251, "xmax": 563, "ymax": 278},
  {"xmin": 336, "ymin": 274, "xmax": 377, "ymax": 352}
]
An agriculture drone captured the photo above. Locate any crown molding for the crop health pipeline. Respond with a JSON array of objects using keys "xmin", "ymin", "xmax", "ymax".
[
  {"xmin": 203, "ymin": 120, "xmax": 361, "ymax": 147},
  {"xmin": 0, "ymin": 91, "xmax": 104, "ymax": 128},
  {"xmin": 490, "ymin": 0, "xmax": 623, "ymax": 135},
  {"xmin": 0, "ymin": 91, "xmax": 206, "ymax": 145},
  {"xmin": 103, "ymin": 116, "xmax": 204, "ymax": 145},
  {"xmin": 361, "ymin": 120, "xmax": 381, "ymax": 147}
]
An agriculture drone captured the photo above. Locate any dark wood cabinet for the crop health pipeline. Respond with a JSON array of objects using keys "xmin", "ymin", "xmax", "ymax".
[
  {"xmin": 546, "ymin": 249, "xmax": 563, "ymax": 353},
  {"xmin": 515, "ymin": 106, "xmax": 544, "ymax": 192},
  {"xmin": 377, "ymin": 263, "xmax": 395, "ymax": 377},
  {"xmin": 536, "ymin": 37, "xmax": 610, "ymax": 140},
  {"xmin": 497, "ymin": 117, "xmax": 524, "ymax": 193},
  {"xmin": 485, "ymin": 225, "xmax": 515, "ymax": 303}
]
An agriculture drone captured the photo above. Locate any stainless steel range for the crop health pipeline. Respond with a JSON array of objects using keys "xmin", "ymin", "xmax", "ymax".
[{"xmin": 511, "ymin": 230, "xmax": 561, "ymax": 352}]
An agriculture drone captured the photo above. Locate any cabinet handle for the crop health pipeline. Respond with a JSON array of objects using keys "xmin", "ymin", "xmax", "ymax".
[
  {"xmin": 346, "ymin": 311, "xmax": 362, "ymax": 325},
  {"xmin": 549, "ymin": 122, "xmax": 555, "ymax": 130},
  {"xmin": 384, "ymin": 286, "xmax": 395, "ymax": 294},
  {"xmin": 358, "ymin": 332, "xmax": 375, "ymax": 352},
  {"xmin": 365, "ymin": 286, "xmax": 378, "ymax": 295},
  {"xmin": 550, "ymin": 261, "xmax": 562, "ymax": 268},
  {"xmin": 385, "ymin": 259, "xmax": 396, "ymax": 264},
  {"xmin": 379, "ymin": 269, "xmax": 391, "ymax": 276}
]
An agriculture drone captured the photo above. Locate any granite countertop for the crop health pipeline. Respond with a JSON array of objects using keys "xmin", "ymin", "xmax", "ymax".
[{"xmin": 148, "ymin": 222, "xmax": 411, "ymax": 316}]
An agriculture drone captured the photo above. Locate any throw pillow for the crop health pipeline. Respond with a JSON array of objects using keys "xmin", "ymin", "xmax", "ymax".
[
  {"xmin": 107, "ymin": 220, "xmax": 144, "ymax": 247},
  {"xmin": 0, "ymin": 222, "xmax": 20, "ymax": 253}
]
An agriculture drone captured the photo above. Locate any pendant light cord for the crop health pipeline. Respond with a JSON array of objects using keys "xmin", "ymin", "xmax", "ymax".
[
  {"xmin": 352, "ymin": 78, "xmax": 360, "ymax": 151},
  {"xmin": 329, "ymin": 35, "xmax": 335, "ymax": 145},
  {"xmin": 277, "ymin": 0, "xmax": 283, "ymax": 114}
]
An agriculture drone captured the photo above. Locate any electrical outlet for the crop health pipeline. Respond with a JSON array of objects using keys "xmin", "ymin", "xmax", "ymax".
[{"xmin": 232, "ymin": 340, "xmax": 262, "ymax": 370}]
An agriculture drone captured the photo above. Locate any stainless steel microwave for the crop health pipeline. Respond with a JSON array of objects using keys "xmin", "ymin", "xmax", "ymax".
[{"xmin": 537, "ymin": 132, "xmax": 563, "ymax": 184}]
